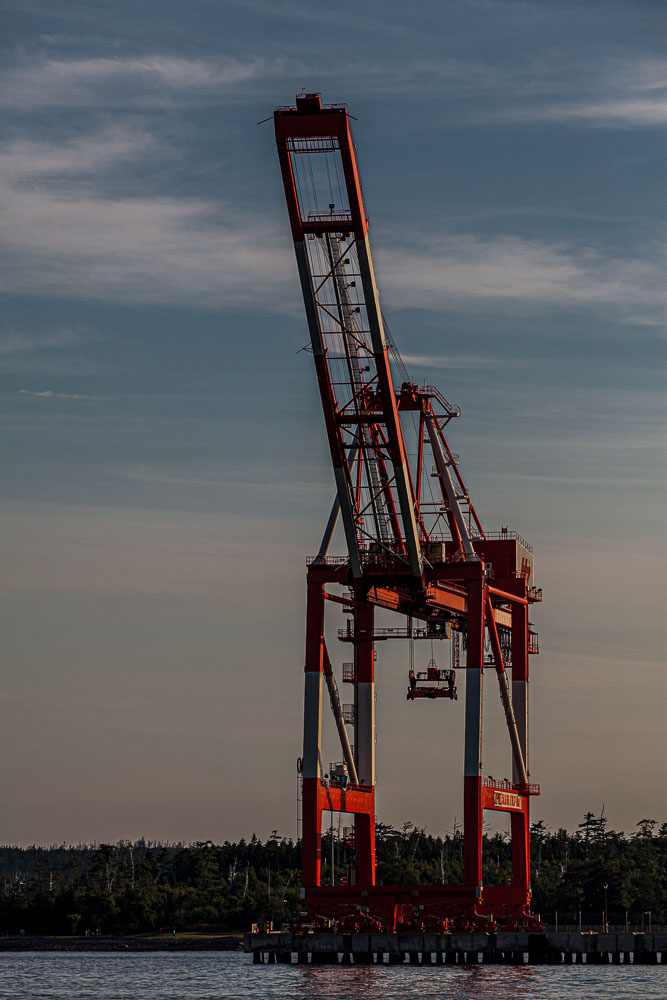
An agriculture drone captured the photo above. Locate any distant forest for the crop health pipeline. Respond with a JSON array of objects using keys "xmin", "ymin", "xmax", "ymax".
[{"xmin": 1, "ymin": 813, "xmax": 664, "ymax": 935}]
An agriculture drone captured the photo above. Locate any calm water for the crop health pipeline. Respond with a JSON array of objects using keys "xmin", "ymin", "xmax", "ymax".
[{"xmin": 0, "ymin": 952, "xmax": 664, "ymax": 1000}]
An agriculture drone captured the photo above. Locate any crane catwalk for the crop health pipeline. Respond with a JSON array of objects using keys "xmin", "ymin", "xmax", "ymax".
[{"xmin": 274, "ymin": 93, "xmax": 543, "ymax": 932}]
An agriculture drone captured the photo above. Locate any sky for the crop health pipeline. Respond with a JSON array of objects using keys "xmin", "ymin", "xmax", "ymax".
[{"xmin": 1, "ymin": 0, "xmax": 665, "ymax": 848}]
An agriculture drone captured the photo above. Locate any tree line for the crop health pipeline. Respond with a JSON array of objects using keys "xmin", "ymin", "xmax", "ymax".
[{"xmin": 0, "ymin": 813, "xmax": 664, "ymax": 935}]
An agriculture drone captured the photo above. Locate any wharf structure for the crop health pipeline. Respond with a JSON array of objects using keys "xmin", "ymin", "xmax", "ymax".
[{"xmin": 246, "ymin": 930, "xmax": 665, "ymax": 965}]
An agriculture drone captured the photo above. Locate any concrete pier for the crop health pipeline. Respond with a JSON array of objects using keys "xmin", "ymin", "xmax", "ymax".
[{"xmin": 245, "ymin": 930, "xmax": 665, "ymax": 965}]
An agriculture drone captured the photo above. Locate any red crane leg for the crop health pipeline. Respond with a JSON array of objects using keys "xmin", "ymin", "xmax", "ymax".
[
  {"xmin": 511, "ymin": 582, "xmax": 531, "ymax": 891},
  {"xmin": 511, "ymin": 584, "xmax": 529, "ymax": 781},
  {"xmin": 301, "ymin": 779, "xmax": 323, "ymax": 889},
  {"xmin": 511, "ymin": 807, "xmax": 530, "ymax": 892},
  {"xmin": 355, "ymin": 812, "xmax": 376, "ymax": 889}
]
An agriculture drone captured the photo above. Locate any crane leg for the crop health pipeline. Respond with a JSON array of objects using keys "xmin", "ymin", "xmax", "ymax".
[
  {"xmin": 354, "ymin": 602, "xmax": 376, "ymax": 886},
  {"xmin": 511, "ymin": 592, "xmax": 530, "ymax": 891},
  {"xmin": 302, "ymin": 575, "xmax": 325, "ymax": 887},
  {"xmin": 463, "ymin": 575, "xmax": 485, "ymax": 890}
]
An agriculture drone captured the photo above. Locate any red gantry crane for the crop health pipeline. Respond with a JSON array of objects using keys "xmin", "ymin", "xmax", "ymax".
[{"xmin": 274, "ymin": 93, "xmax": 543, "ymax": 932}]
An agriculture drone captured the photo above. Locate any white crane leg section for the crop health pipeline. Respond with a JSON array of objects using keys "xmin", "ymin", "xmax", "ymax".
[
  {"xmin": 302, "ymin": 671, "xmax": 322, "ymax": 780},
  {"xmin": 464, "ymin": 666, "xmax": 484, "ymax": 778},
  {"xmin": 356, "ymin": 682, "xmax": 375, "ymax": 787},
  {"xmin": 512, "ymin": 679, "xmax": 528, "ymax": 782}
]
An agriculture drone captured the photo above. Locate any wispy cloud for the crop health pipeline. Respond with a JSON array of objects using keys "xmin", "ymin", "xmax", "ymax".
[
  {"xmin": 376, "ymin": 233, "xmax": 666, "ymax": 322},
  {"xmin": 17, "ymin": 389, "xmax": 109, "ymax": 400},
  {"xmin": 484, "ymin": 55, "xmax": 667, "ymax": 128},
  {"xmin": 0, "ymin": 126, "xmax": 157, "ymax": 179},
  {"xmin": 0, "ymin": 327, "xmax": 100, "ymax": 375},
  {"xmin": 0, "ymin": 329, "xmax": 83, "ymax": 356},
  {"xmin": 0, "ymin": 182, "xmax": 293, "ymax": 308},
  {"xmin": 496, "ymin": 95, "xmax": 667, "ymax": 128},
  {"xmin": 0, "ymin": 54, "xmax": 298, "ymax": 109},
  {"xmin": 0, "ymin": 127, "xmax": 293, "ymax": 309},
  {"xmin": 402, "ymin": 352, "xmax": 532, "ymax": 370}
]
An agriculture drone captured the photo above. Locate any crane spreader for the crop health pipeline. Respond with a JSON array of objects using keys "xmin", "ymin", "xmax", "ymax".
[{"xmin": 274, "ymin": 92, "xmax": 543, "ymax": 932}]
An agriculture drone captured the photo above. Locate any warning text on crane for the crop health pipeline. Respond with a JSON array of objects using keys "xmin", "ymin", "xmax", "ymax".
[{"xmin": 493, "ymin": 790, "xmax": 523, "ymax": 811}]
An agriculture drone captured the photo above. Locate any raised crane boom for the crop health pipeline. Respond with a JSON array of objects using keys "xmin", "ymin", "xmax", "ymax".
[{"xmin": 274, "ymin": 93, "xmax": 423, "ymax": 580}]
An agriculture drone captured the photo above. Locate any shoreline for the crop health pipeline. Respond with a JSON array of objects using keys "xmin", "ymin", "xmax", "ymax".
[{"xmin": 0, "ymin": 935, "xmax": 243, "ymax": 952}]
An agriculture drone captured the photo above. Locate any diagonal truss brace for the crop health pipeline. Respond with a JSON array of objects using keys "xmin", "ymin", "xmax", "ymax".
[
  {"xmin": 322, "ymin": 639, "xmax": 359, "ymax": 785},
  {"xmin": 484, "ymin": 590, "xmax": 528, "ymax": 785}
]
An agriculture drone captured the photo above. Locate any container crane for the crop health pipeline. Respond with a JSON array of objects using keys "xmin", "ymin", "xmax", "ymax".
[{"xmin": 274, "ymin": 92, "xmax": 543, "ymax": 932}]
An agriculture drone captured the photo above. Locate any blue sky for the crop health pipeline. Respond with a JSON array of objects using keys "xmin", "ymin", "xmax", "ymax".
[{"xmin": 1, "ymin": 0, "xmax": 665, "ymax": 845}]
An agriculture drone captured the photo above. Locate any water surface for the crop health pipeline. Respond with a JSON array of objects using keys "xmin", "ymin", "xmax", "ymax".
[{"xmin": 1, "ymin": 951, "xmax": 664, "ymax": 1000}]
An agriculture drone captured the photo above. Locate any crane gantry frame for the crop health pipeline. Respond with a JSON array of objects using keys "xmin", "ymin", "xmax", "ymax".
[{"xmin": 274, "ymin": 93, "xmax": 543, "ymax": 932}]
